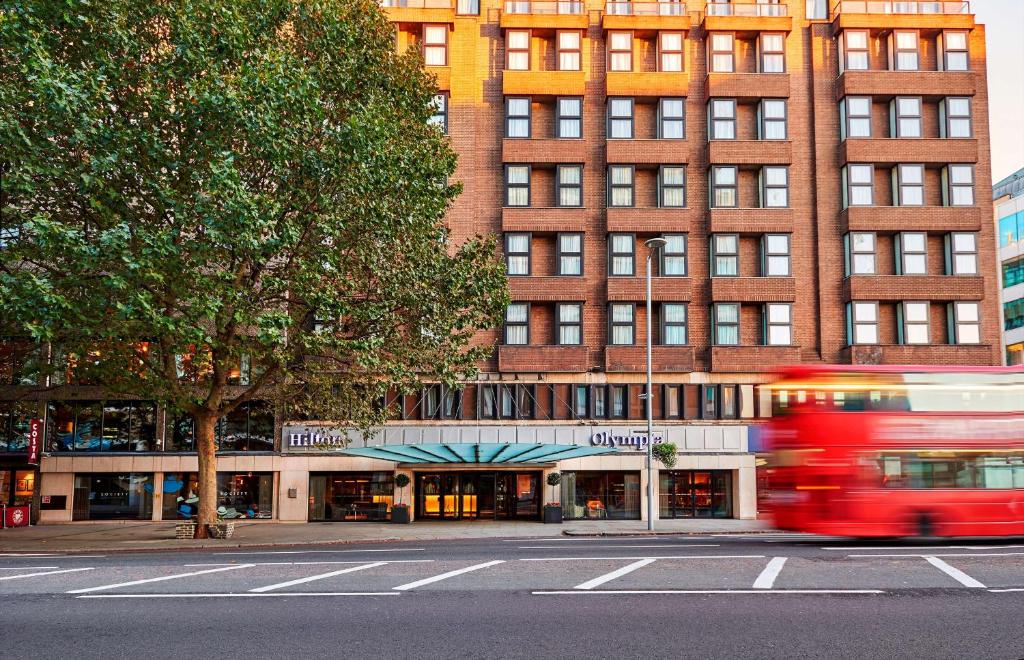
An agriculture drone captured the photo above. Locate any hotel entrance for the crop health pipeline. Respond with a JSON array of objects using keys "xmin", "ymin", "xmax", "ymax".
[
  {"xmin": 659, "ymin": 470, "xmax": 733, "ymax": 518},
  {"xmin": 416, "ymin": 471, "xmax": 541, "ymax": 521}
]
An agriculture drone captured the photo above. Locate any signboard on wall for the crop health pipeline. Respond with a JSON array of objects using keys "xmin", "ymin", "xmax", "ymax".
[
  {"xmin": 2, "ymin": 505, "xmax": 31, "ymax": 528},
  {"xmin": 27, "ymin": 419, "xmax": 42, "ymax": 465},
  {"xmin": 589, "ymin": 431, "xmax": 665, "ymax": 451}
]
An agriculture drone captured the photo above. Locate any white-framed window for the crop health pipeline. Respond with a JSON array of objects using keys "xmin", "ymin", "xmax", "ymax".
[
  {"xmin": 942, "ymin": 97, "xmax": 972, "ymax": 138},
  {"xmin": 609, "ymin": 233, "xmax": 635, "ymax": 276},
  {"xmin": 557, "ymin": 30, "xmax": 581, "ymax": 71},
  {"xmin": 658, "ymin": 98, "xmax": 685, "ymax": 139},
  {"xmin": 609, "ymin": 303, "xmax": 635, "ymax": 345},
  {"xmin": 659, "ymin": 165, "xmax": 686, "ymax": 208},
  {"xmin": 763, "ymin": 234, "xmax": 791, "ymax": 276},
  {"xmin": 557, "ymin": 97, "xmax": 582, "ymax": 138},
  {"xmin": 848, "ymin": 301, "xmax": 879, "ymax": 345},
  {"xmin": 504, "ymin": 303, "xmax": 529, "ymax": 344},
  {"xmin": 609, "ymin": 31, "xmax": 633, "ymax": 72},
  {"xmin": 843, "ymin": 30, "xmax": 869, "ymax": 71},
  {"xmin": 428, "ymin": 94, "xmax": 448, "ymax": 133},
  {"xmin": 896, "ymin": 231, "xmax": 927, "ymax": 275},
  {"xmin": 659, "ymin": 31, "xmax": 684, "ymax": 72},
  {"xmin": 713, "ymin": 303, "xmax": 740, "ymax": 345},
  {"xmin": 423, "ymin": 25, "xmax": 448, "ymax": 66},
  {"xmin": 761, "ymin": 166, "xmax": 788, "ymax": 208},
  {"xmin": 505, "ymin": 165, "xmax": 530, "ymax": 206},
  {"xmin": 505, "ymin": 232, "xmax": 531, "ymax": 275},
  {"xmin": 557, "ymin": 303, "xmax": 583, "ymax": 345},
  {"xmin": 506, "ymin": 97, "xmax": 530, "ymax": 138},
  {"xmin": 945, "ymin": 164, "xmax": 974, "ymax": 206},
  {"xmin": 709, "ymin": 99, "xmax": 736, "ymax": 139},
  {"xmin": 846, "ymin": 232, "xmax": 876, "ymax": 275},
  {"xmin": 557, "ymin": 165, "xmax": 583, "ymax": 207},
  {"xmin": 900, "ymin": 301, "xmax": 930, "ymax": 345},
  {"xmin": 557, "ymin": 233, "xmax": 583, "ymax": 276},
  {"xmin": 710, "ymin": 33, "xmax": 734, "ymax": 73},
  {"xmin": 760, "ymin": 99, "xmax": 787, "ymax": 140},
  {"xmin": 661, "ymin": 303, "xmax": 688, "ymax": 345},
  {"xmin": 949, "ymin": 301, "xmax": 980, "ymax": 344},
  {"xmin": 842, "ymin": 96, "xmax": 871, "ymax": 139},
  {"xmin": 608, "ymin": 165, "xmax": 634, "ymax": 207},
  {"xmin": 507, "ymin": 30, "xmax": 530, "ymax": 70},
  {"xmin": 941, "ymin": 31, "xmax": 969, "ymax": 71},
  {"xmin": 712, "ymin": 234, "xmax": 739, "ymax": 277},
  {"xmin": 608, "ymin": 98, "xmax": 634, "ymax": 139},
  {"xmin": 947, "ymin": 232, "xmax": 978, "ymax": 275},
  {"xmin": 661, "ymin": 234, "xmax": 687, "ymax": 276},
  {"xmin": 764, "ymin": 303, "xmax": 792, "ymax": 346},
  {"xmin": 893, "ymin": 31, "xmax": 919, "ymax": 71},
  {"xmin": 844, "ymin": 164, "xmax": 874, "ymax": 207},
  {"xmin": 711, "ymin": 166, "xmax": 737, "ymax": 208},
  {"xmin": 895, "ymin": 164, "xmax": 924, "ymax": 206},
  {"xmin": 893, "ymin": 96, "xmax": 922, "ymax": 138},
  {"xmin": 760, "ymin": 33, "xmax": 785, "ymax": 73}
]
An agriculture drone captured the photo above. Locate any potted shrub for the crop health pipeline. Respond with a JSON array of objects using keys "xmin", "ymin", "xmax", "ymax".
[
  {"xmin": 391, "ymin": 473, "xmax": 411, "ymax": 524},
  {"xmin": 544, "ymin": 472, "xmax": 563, "ymax": 524},
  {"xmin": 652, "ymin": 442, "xmax": 678, "ymax": 470}
]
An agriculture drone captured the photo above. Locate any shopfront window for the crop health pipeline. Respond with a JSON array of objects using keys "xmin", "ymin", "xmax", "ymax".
[
  {"xmin": 217, "ymin": 402, "xmax": 274, "ymax": 451},
  {"xmin": 0, "ymin": 401, "xmax": 35, "ymax": 452},
  {"xmin": 1, "ymin": 469, "xmax": 35, "ymax": 507},
  {"xmin": 659, "ymin": 471, "xmax": 732, "ymax": 518},
  {"xmin": 72, "ymin": 473, "xmax": 154, "ymax": 520},
  {"xmin": 161, "ymin": 472, "xmax": 200, "ymax": 520},
  {"xmin": 309, "ymin": 472, "xmax": 394, "ymax": 522},
  {"xmin": 561, "ymin": 471, "xmax": 640, "ymax": 520},
  {"xmin": 217, "ymin": 472, "xmax": 273, "ymax": 518},
  {"xmin": 48, "ymin": 400, "xmax": 157, "ymax": 452}
]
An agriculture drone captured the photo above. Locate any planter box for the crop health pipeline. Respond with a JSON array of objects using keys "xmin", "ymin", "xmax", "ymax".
[
  {"xmin": 206, "ymin": 522, "xmax": 235, "ymax": 539},
  {"xmin": 543, "ymin": 506, "xmax": 563, "ymax": 524},
  {"xmin": 175, "ymin": 522, "xmax": 196, "ymax": 539},
  {"xmin": 391, "ymin": 506, "xmax": 411, "ymax": 524}
]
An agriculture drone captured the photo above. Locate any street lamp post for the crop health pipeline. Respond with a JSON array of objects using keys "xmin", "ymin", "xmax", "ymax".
[{"xmin": 643, "ymin": 237, "xmax": 667, "ymax": 531}]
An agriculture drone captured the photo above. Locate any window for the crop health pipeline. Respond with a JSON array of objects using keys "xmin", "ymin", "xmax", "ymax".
[
  {"xmin": 942, "ymin": 31, "xmax": 969, "ymax": 71},
  {"xmin": 1004, "ymin": 256, "xmax": 1024, "ymax": 288},
  {"xmin": 557, "ymin": 165, "xmax": 583, "ymax": 207},
  {"xmin": 844, "ymin": 164, "xmax": 874, "ymax": 206},
  {"xmin": 943, "ymin": 97, "xmax": 972, "ymax": 138},
  {"xmin": 572, "ymin": 385, "xmax": 589, "ymax": 418},
  {"xmin": 896, "ymin": 232, "xmax": 927, "ymax": 275},
  {"xmin": 661, "ymin": 303, "xmax": 688, "ymax": 345},
  {"xmin": 608, "ymin": 98, "xmax": 634, "ymax": 139},
  {"xmin": 557, "ymin": 97, "xmax": 582, "ymax": 138},
  {"xmin": 506, "ymin": 97, "xmax": 530, "ymax": 138},
  {"xmin": 762, "ymin": 234, "xmax": 790, "ymax": 276},
  {"xmin": 894, "ymin": 97, "xmax": 922, "ymax": 138},
  {"xmin": 558, "ymin": 30, "xmax": 581, "ymax": 71},
  {"xmin": 609, "ymin": 233, "xmax": 635, "ymax": 275},
  {"xmin": 846, "ymin": 232, "xmax": 876, "ymax": 275},
  {"xmin": 593, "ymin": 385, "xmax": 607, "ymax": 418},
  {"xmin": 760, "ymin": 33, "xmax": 785, "ymax": 73},
  {"xmin": 47, "ymin": 400, "xmax": 157, "ymax": 452},
  {"xmin": 895, "ymin": 164, "xmax": 924, "ymax": 206},
  {"xmin": 760, "ymin": 99, "xmax": 786, "ymax": 140},
  {"xmin": 658, "ymin": 98, "xmax": 685, "ymax": 139},
  {"xmin": 428, "ymin": 94, "xmax": 448, "ymax": 133},
  {"xmin": 709, "ymin": 99, "xmax": 736, "ymax": 139},
  {"xmin": 711, "ymin": 166, "xmax": 737, "ymax": 208},
  {"xmin": 558, "ymin": 233, "xmax": 583, "ymax": 275},
  {"xmin": 505, "ymin": 233, "xmax": 531, "ymax": 275},
  {"xmin": 848, "ymin": 301, "xmax": 879, "ymax": 344},
  {"xmin": 947, "ymin": 232, "xmax": 978, "ymax": 275},
  {"xmin": 950, "ymin": 301, "xmax": 980, "ymax": 344},
  {"xmin": 945, "ymin": 164, "xmax": 974, "ymax": 206},
  {"xmin": 765, "ymin": 303, "xmax": 792, "ymax": 345},
  {"xmin": 661, "ymin": 234, "xmax": 687, "ymax": 276},
  {"xmin": 663, "ymin": 385, "xmax": 683, "ymax": 419},
  {"xmin": 843, "ymin": 96, "xmax": 871, "ymax": 139},
  {"xmin": 900, "ymin": 302, "xmax": 930, "ymax": 345},
  {"xmin": 659, "ymin": 166, "xmax": 686, "ymax": 207},
  {"xmin": 609, "ymin": 31, "xmax": 633, "ymax": 72},
  {"xmin": 423, "ymin": 25, "xmax": 448, "ymax": 66},
  {"xmin": 710, "ymin": 34, "xmax": 734, "ymax": 73},
  {"xmin": 557, "ymin": 303, "xmax": 583, "ymax": 345},
  {"xmin": 504, "ymin": 303, "xmax": 529, "ymax": 344},
  {"xmin": 608, "ymin": 165, "xmax": 635, "ymax": 207},
  {"xmin": 893, "ymin": 31, "xmax": 919, "ymax": 71},
  {"xmin": 609, "ymin": 304, "xmax": 635, "ymax": 345},
  {"xmin": 507, "ymin": 30, "xmax": 530, "ymax": 70},
  {"xmin": 843, "ymin": 30, "xmax": 869, "ymax": 71},
  {"xmin": 610, "ymin": 385, "xmax": 628, "ymax": 418},
  {"xmin": 713, "ymin": 303, "xmax": 740, "ymax": 345},
  {"xmin": 712, "ymin": 234, "xmax": 738, "ymax": 276},
  {"xmin": 505, "ymin": 165, "xmax": 530, "ymax": 206},
  {"xmin": 659, "ymin": 32, "xmax": 684, "ymax": 72},
  {"xmin": 761, "ymin": 167, "xmax": 788, "ymax": 208}
]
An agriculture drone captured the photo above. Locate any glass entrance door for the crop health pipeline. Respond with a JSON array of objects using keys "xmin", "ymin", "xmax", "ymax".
[
  {"xmin": 659, "ymin": 471, "xmax": 733, "ymax": 519},
  {"xmin": 416, "ymin": 472, "xmax": 541, "ymax": 520}
]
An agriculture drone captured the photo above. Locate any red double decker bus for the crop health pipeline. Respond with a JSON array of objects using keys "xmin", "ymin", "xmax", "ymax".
[{"xmin": 765, "ymin": 365, "xmax": 1024, "ymax": 538}]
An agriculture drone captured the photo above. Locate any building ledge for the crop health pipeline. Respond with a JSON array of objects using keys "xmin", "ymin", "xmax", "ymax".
[
  {"xmin": 708, "ymin": 140, "xmax": 792, "ymax": 166},
  {"xmin": 607, "ymin": 276, "xmax": 692, "ymax": 301},
  {"xmin": 606, "ymin": 207, "xmax": 692, "ymax": 233},
  {"xmin": 502, "ymin": 207, "xmax": 590, "ymax": 232},
  {"xmin": 711, "ymin": 277, "xmax": 797, "ymax": 302},
  {"xmin": 836, "ymin": 71, "xmax": 976, "ymax": 100},
  {"xmin": 606, "ymin": 139, "xmax": 690, "ymax": 165},
  {"xmin": 843, "ymin": 275, "xmax": 985, "ymax": 301},
  {"xmin": 710, "ymin": 345, "xmax": 800, "ymax": 372},
  {"xmin": 706, "ymin": 73, "xmax": 789, "ymax": 99},
  {"xmin": 709, "ymin": 208, "xmax": 793, "ymax": 234},
  {"xmin": 498, "ymin": 345, "xmax": 591, "ymax": 372},
  {"xmin": 840, "ymin": 138, "xmax": 977, "ymax": 165},
  {"xmin": 605, "ymin": 345, "xmax": 695, "ymax": 372},
  {"xmin": 503, "ymin": 70, "xmax": 587, "ymax": 96},
  {"xmin": 840, "ymin": 206, "xmax": 984, "ymax": 233},
  {"xmin": 607, "ymin": 71, "xmax": 690, "ymax": 97},
  {"xmin": 503, "ymin": 138, "xmax": 587, "ymax": 163},
  {"xmin": 840, "ymin": 344, "xmax": 995, "ymax": 366},
  {"xmin": 509, "ymin": 276, "xmax": 589, "ymax": 302}
]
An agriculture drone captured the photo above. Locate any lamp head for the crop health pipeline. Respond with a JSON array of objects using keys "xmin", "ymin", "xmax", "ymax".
[{"xmin": 644, "ymin": 237, "xmax": 668, "ymax": 250}]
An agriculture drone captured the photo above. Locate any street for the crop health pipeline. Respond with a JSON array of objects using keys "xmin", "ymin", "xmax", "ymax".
[{"xmin": 1, "ymin": 534, "xmax": 1022, "ymax": 659}]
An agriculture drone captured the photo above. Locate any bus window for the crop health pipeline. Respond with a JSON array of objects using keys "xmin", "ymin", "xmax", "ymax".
[{"xmin": 878, "ymin": 453, "xmax": 1024, "ymax": 489}]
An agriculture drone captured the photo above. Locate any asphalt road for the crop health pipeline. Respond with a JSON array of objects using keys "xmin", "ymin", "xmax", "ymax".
[{"xmin": 1, "ymin": 534, "xmax": 1022, "ymax": 660}]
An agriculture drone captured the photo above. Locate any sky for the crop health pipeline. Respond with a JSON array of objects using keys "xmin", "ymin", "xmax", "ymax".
[{"xmin": 972, "ymin": 0, "xmax": 1024, "ymax": 183}]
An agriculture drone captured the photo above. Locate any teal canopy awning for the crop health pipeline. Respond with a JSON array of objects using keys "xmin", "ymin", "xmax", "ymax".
[{"xmin": 338, "ymin": 443, "xmax": 615, "ymax": 465}]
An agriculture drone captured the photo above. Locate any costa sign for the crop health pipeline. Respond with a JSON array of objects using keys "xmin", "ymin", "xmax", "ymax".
[
  {"xmin": 27, "ymin": 418, "xmax": 42, "ymax": 465},
  {"xmin": 589, "ymin": 431, "xmax": 664, "ymax": 450}
]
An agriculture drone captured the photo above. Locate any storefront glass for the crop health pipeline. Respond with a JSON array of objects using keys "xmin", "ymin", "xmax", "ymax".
[
  {"xmin": 561, "ymin": 471, "xmax": 641, "ymax": 520},
  {"xmin": 165, "ymin": 403, "xmax": 274, "ymax": 452},
  {"xmin": 216, "ymin": 472, "xmax": 273, "ymax": 518},
  {"xmin": 659, "ymin": 470, "xmax": 732, "ymax": 518},
  {"xmin": 72, "ymin": 473, "xmax": 154, "ymax": 520},
  {"xmin": 160, "ymin": 472, "xmax": 200, "ymax": 520},
  {"xmin": 0, "ymin": 401, "xmax": 35, "ymax": 452},
  {"xmin": 416, "ymin": 472, "xmax": 540, "ymax": 520},
  {"xmin": 48, "ymin": 401, "xmax": 157, "ymax": 451},
  {"xmin": 0, "ymin": 469, "xmax": 35, "ymax": 507},
  {"xmin": 308, "ymin": 472, "xmax": 394, "ymax": 521}
]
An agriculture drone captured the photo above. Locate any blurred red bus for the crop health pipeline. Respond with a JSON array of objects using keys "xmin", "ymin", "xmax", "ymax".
[{"xmin": 765, "ymin": 365, "xmax": 1024, "ymax": 538}]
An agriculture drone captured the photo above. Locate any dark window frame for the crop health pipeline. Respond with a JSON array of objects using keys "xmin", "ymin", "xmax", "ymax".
[
  {"xmin": 504, "ymin": 231, "xmax": 532, "ymax": 276},
  {"xmin": 557, "ymin": 232, "xmax": 584, "ymax": 276},
  {"xmin": 505, "ymin": 164, "xmax": 531, "ymax": 207},
  {"xmin": 504, "ymin": 302, "xmax": 530, "ymax": 345},
  {"xmin": 557, "ymin": 164, "xmax": 584, "ymax": 208},
  {"xmin": 556, "ymin": 302, "xmax": 584, "ymax": 346},
  {"xmin": 608, "ymin": 232, "xmax": 636, "ymax": 276},
  {"xmin": 608, "ymin": 303, "xmax": 636, "ymax": 346}
]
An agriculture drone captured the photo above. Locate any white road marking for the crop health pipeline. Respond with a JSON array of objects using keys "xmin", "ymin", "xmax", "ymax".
[
  {"xmin": 0, "ymin": 554, "xmax": 104, "ymax": 559},
  {"xmin": 989, "ymin": 588, "xmax": 1024, "ymax": 593},
  {"xmin": 185, "ymin": 560, "xmax": 434, "ymax": 567},
  {"xmin": 250, "ymin": 562, "xmax": 388, "ymax": 593},
  {"xmin": 752, "ymin": 557, "xmax": 788, "ymax": 589},
  {"xmin": 519, "ymin": 544, "xmax": 719, "ymax": 549},
  {"xmin": 824, "ymin": 546, "xmax": 1024, "ymax": 551},
  {"xmin": 0, "ymin": 566, "xmax": 59, "ymax": 570},
  {"xmin": 76, "ymin": 592, "xmax": 399, "ymax": 599},
  {"xmin": 574, "ymin": 559, "xmax": 657, "ymax": 590},
  {"xmin": 392, "ymin": 560, "xmax": 505, "ymax": 591},
  {"xmin": 848, "ymin": 552, "xmax": 1024, "ymax": 558},
  {"xmin": 67, "ymin": 564, "xmax": 254, "ymax": 594},
  {"xmin": 924, "ymin": 556, "xmax": 986, "ymax": 588},
  {"xmin": 533, "ymin": 589, "xmax": 885, "ymax": 595},
  {"xmin": 521, "ymin": 555, "xmax": 765, "ymax": 561},
  {"xmin": 0, "ymin": 568, "xmax": 94, "ymax": 582},
  {"xmin": 221, "ymin": 549, "xmax": 423, "ymax": 555},
  {"xmin": 0, "ymin": 553, "xmax": 56, "ymax": 557}
]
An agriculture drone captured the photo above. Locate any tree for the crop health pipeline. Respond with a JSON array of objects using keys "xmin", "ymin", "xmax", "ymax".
[{"xmin": 0, "ymin": 0, "xmax": 507, "ymax": 536}]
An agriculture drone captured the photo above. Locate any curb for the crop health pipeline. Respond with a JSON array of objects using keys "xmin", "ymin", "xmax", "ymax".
[{"xmin": 561, "ymin": 530, "xmax": 775, "ymax": 537}]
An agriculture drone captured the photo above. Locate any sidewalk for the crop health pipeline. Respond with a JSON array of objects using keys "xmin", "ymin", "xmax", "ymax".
[{"xmin": 0, "ymin": 518, "xmax": 772, "ymax": 553}]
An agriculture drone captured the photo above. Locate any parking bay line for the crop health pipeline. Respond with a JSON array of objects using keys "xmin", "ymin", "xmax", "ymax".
[
  {"xmin": 533, "ymin": 589, "xmax": 885, "ymax": 595},
  {"xmin": 392, "ymin": 560, "xmax": 505, "ymax": 591},
  {"xmin": 520, "ymin": 544, "xmax": 719, "ymax": 550},
  {"xmin": 67, "ymin": 564, "xmax": 255, "ymax": 594},
  {"xmin": 574, "ymin": 558, "xmax": 657, "ymax": 590},
  {"xmin": 752, "ymin": 557, "xmax": 788, "ymax": 589},
  {"xmin": 848, "ymin": 552, "xmax": 1024, "ymax": 558},
  {"xmin": 250, "ymin": 562, "xmax": 389, "ymax": 593},
  {"xmin": 989, "ymin": 588, "xmax": 1024, "ymax": 593},
  {"xmin": 185, "ymin": 560, "xmax": 434, "ymax": 567},
  {"xmin": 521, "ymin": 555, "xmax": 766, "ymax": 561},
  {"xmin": 221, "ymin": 549, "xmax": 425, "ymax": 556},
  {"xmin": 77, "ymin": 592, "xmax": 400, "ymax": 599},
  {"xmin": 0, "ymin": 566, "xmax": 59, "ymax": 570},
  {"xmin": 0, "ymin": 568, "xmax": 95, "ymax": 582},
  {"xmin": 924, "ymin": 556, "xmax": 986, "ymax": 589}
]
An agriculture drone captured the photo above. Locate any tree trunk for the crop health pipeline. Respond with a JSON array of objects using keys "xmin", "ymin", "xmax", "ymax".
[{"xmin": 194, "ymin": 412, "xmax": 218, "ymax": 539}]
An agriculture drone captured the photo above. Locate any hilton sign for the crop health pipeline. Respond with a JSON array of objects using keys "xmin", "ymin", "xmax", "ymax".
[{"xmin": 589, "ymin": 431, "xmax": 664, "ymax": 450}]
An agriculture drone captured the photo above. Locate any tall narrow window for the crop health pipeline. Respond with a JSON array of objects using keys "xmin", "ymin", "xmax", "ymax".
[
  {"xmin": 846, "ymin": 232, "xmax": 876, "ymax": 275},
  {"xmin": 661, "ymin": 303, "xmax": 688, "ymax": 345},
  {"xmin": 593, "ymin": 385, "xmax": 607, "ymax": 418},
  {"xmin": 946, "ymin": 164, "xmax": 974, "ymax": 206},
  {"xmin": 506, "ymin": 97, "xmax": 530, "ymax": 138},
  {"xmin": 943, "ymin": 97, "xmax": 972, "ymax": 138},
  {"xmin": 763, "ymin": 234, "xmax": 790, "ymax": 276},
  {"xmin": 572, "ymin": 385, "xmax": 589, "ymax": 418},
  {"xmin": 894, "ymin": 97, "xmax": 922, "ymax": 138},
  {"xmin": 711, "ymin": 166, "xmax": 737, "ymax": 208},
  {"xmin": 610, "ymin": 384, "xmax": 628, "ymax": 417},
  {"xmin": 710, "ymin": 34, "xmax": 734, "ymax": 73},
  {"xmin": 558, "ymin": 233, "xmax": 583, "ymax": 275},
  {"xmin": 423, "ymin": 25, "xmax": 448, "ymax": 66},
  {"xmin": 713, "ymin": 303, "xmax": 740, "ymax": 345},
  {"xmin": 609, "ymin": 233, "xmax": 635, "ymax": 276},
  {"xmin": 659, "ymin": 32, "xmax": 684, "ymax": 72},
  {"xmin": 710, "ymin": 99, "xmax": 736, "ymax": 139},
  {"xmin": 942, "ymin": 31, "xmax": 969, "ymax": 71},
  {"xmin": 659, "ymin": 166, "xmax": 686, "ymax": 208},
  {"xmin": 505, "ymin": 165, "xmax": 530, "ymax": 207},
  {"xmin": 845, "ymin": 164, "xmax": 874, "ymax": 206},
  {"xmin": 900, "ymin": 302, "xmax": 930, "ymax": 345},
  {"xmin": 843, "ymin": 96, "xmax": 871, "ymax": 139},
  {"xmin": 761, "ymin": 167, "xmax": 788, "ymax": 208},
  {"xmin": 557, "ymin": 165, "xmax": 583, "ymax": 207},
  {"xmin": 895, "ymin": 164, "xmax": 924, "ymax": 206},
  {"xmin": 608, "ymin": 165, "xmax": 635, "ymax": 207},
  {"xmin": 609, "ymin": 304, "xmax": 635, "ymax": 345},
  {"xmin": 848, "ymin": 301, "xmax": 878, "ymax": 344},
  {"xmin": 557, "ymin": 303, "xmax": 582, "ymax": 345},
  {"xmin": 609, "ymin": 31, "xmax": 633, "ymax": 72},
  {"xmin": 558, "ymin": 30, "xmax": 581, "ymax": 71},
  {"xmin": 608, "ymin": 98, "xmax": 634, "ymax": 139},
  {"xmin": 950, "ymin": 301, "xmax": 980, "ymax": 344},
  {"xmin": 896, "ymin": 232, "xmax": 927, "ymax": 275},
  {"xmin": 947, "ymin": 232, "xmax": 978, "ymax": 275},
  {"xmin": 658, "ymin": 98, "xmax": 685, "ymax": 139},
  {"xmin": 428, "ymin": 94, "xmax": 448, "ymax": 133},
  {"xmin": 712, "ymin": 234, "xmax": 739, "ymax": 276},
  {"xmin": 505, "ymin": 233, "xmax": 531, "ymax": 275},
  {"xmin": 843, "ymin": 30, "xmax": 869, "ymax": 71},
  {"xmin": 507, "ymin": 30, "xmax": 530, "ymax": 70},
  {"xmin": 893, "ymin": 31, "xmax": 919, "ymax": 71},
  {"xmin": 760, "ymin": 33, "xmax": 785, "ymax": 73},
  {"xmin": 661, "ymin": 234, "xmax": 687, "ymax": 276},
  {"xmin": 760, "ymin": 99, "xmax": 787, "ymax": 140},
  {"xmin": 504, "ymin": 304, "xmax": 529, "ymax": 344},
  {"xmin": 765, "ymin": 303, "xmax": 792, "ymax": 346},
  {"xmin": 557, "ymin": 97, "xmax": 582, "ymax": 138}
]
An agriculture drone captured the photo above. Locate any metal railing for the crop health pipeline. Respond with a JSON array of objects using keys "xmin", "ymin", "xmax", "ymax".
[
  {"xmin": 379, "ymin": 0, "xmax": 454, "ymax": 8},
  {"xmin": 705, "ymin": 2, "xmax": 789, "ymax": 17},
  {"xmin": 505, "ymin": 0, "xmax": 585, "ymax": 14},
  {"xmin": 605, "ymin": 1, "xmax": 688, "ymax": 16},
  {"xmin": 833, "ymin": 1, "xmax": 970, "ymax": 14}
]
